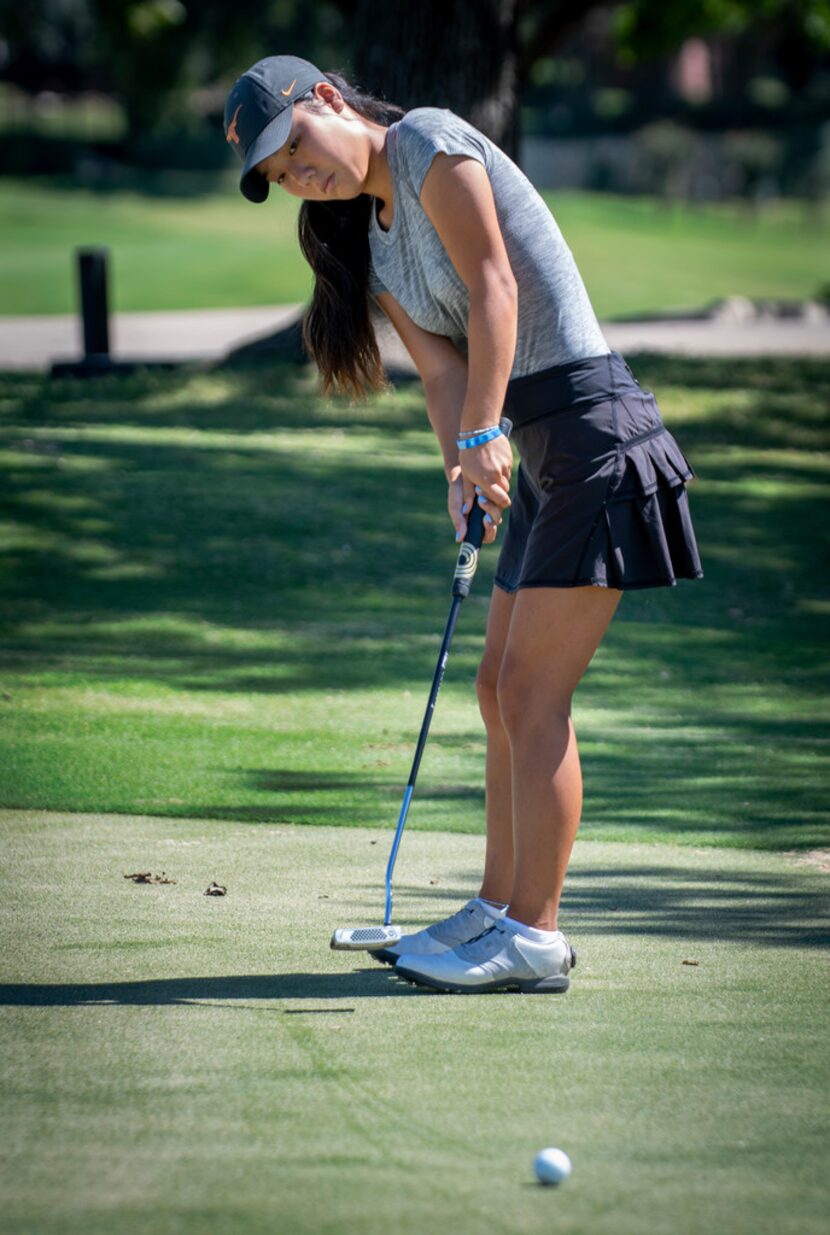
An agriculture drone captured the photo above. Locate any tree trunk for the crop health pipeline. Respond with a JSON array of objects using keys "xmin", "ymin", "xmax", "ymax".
[{"xmin": 349, "ymin": 0, "xmax": 520, "ymax": 157}]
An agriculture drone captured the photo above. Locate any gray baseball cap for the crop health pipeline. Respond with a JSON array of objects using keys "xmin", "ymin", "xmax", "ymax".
[{"xmin": 224, "ymin": 55, "xmax": 327, "ymax": 202}]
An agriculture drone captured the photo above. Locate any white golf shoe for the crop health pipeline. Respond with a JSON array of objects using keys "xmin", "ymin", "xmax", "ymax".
[
  {"xmin": 394, "ymin": 919, "xmax": 576, "ymax": 994},
  {"xmin": 372, "ymin": 897, "xmax": 506, "ymax": 966}
]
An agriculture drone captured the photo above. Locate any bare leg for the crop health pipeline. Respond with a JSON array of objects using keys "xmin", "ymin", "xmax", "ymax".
[
  {"xmin": 497, "ymin": 586, "xmax": 622, "ymax": 931},
  {"xmin": 475, "ymin": 586, "xmax": 515, "ymax": 905}
]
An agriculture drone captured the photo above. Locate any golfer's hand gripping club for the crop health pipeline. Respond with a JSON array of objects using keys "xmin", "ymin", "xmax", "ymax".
[{"xmin": 452, "ymin": 501, "xmax": 485, "ymax": 599}]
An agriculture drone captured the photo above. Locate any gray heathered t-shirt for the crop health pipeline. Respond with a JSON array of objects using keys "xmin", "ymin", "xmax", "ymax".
[{"xmin": 368, "ymin": 108, "xmax": 609, "ymax": 379}]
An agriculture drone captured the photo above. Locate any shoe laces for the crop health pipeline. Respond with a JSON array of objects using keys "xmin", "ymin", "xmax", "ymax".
[
  {"xmin": 456, "ymin": 920, "xmax": 507, "ymax": 961},
  {"xmin": 432, "ymin": 899, "xmax": 490, "ymax": 943}
]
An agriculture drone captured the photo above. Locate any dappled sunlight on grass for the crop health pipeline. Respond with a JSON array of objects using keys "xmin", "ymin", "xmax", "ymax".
[{"xmin": 0, "ymin": 356, "xmax": 827, "ymax": 849}]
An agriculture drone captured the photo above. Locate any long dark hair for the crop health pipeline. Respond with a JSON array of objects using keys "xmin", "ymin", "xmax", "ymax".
[{"xmin": 296, "ymin": 71, "xmax": 405, "ymax": 401}]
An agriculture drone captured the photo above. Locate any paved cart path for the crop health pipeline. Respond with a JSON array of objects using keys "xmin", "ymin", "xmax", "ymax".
[{"xmin": 1, "ymin": 304, "xmax": 829, "ymax": 373}]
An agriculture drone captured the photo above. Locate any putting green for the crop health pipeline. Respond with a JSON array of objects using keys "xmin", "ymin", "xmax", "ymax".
[{"xmin": 1, "ymin": 810, "xmax": 827, "ymax": 1235}]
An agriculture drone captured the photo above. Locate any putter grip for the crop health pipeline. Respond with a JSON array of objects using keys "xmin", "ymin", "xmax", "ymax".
[{"xmin": 452, "ymin": 502, "xmax": 486, "ymax": 598}]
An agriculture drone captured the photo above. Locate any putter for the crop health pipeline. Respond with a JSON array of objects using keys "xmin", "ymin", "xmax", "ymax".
[{"xmin": 331, "ymin": 499, "xmax": 490, "ymax": 951}]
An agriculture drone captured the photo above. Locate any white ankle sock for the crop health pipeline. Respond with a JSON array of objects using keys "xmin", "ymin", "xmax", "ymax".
[
  {"xmin": 504, "ymin": 915, "xmax": 561, "ymax": 943},
  {"xmin": 477, "ymin": 896, "xmax": 508, "ymax": 916}
]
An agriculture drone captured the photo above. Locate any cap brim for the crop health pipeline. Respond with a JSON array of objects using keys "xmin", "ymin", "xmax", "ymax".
[{"xmin": 239, "ymin": 108, "xmax": 294, "ymax": 203}]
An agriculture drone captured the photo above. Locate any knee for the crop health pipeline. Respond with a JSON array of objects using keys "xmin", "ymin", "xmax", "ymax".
[
  {"xmin": 496, "ymin": 660, "xmax": 572, "ymax": 739},
  {"xmin": 475, "ymin": 655, "xmax": 503, "ymax": 728}
]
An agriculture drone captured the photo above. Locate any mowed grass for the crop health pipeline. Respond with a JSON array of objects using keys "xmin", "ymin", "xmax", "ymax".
[
  {"xmin": 0, "ymin": 355, "xmax": 828, "ymax": 850},
  {"xmin": 1, "ymin": 810, "xmax": 828, "ymax": 1235},
  {"xmin": 0, "ymin": 357, "xmax": 828, "ymax": 1235},
  {"xmin": 0, "ymin": 176, "xmax": 827, "ymax": 316}
]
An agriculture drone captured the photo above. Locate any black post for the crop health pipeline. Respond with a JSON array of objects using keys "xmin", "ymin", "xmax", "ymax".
[{"xmin": 78, "ymin": 248, "xmax": 110, "ymax": 360}]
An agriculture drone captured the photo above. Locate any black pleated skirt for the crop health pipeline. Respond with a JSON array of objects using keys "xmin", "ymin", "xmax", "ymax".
[{"xmin": 495, "ymin": 351, "xmax": 703, "ymax": 592}]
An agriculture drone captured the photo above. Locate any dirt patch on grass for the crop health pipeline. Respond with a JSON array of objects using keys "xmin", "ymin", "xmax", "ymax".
[{"xmin": 787, "ymin": 850, "xmax": 830, "ymax": 873}]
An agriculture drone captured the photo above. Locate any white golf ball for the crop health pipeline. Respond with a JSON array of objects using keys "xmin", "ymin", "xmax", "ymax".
[{"xmin": 534, "ymin": 1146, "xmax": 572, "ymax": 1186}]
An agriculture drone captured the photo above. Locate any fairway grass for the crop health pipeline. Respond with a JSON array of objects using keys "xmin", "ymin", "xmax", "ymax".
[
  {"xmin": 1, "ymin": 809, "xmax": 828, "ymax": 1235},
  {"xmin": 1, "ymin": 354, "xmax": 828, "ymax": 1235},
  {"xmin": 0, "ymin": 178, "xmax": 827, "ymax": 317},
  {"xmin": 1, "ymin": 356, "xmax": 828, "ymax": 850}
]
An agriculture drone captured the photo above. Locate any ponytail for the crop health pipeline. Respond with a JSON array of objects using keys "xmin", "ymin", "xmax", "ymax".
[{"xmin": 297, "ymin": 71, "xmax": 405, "ymax": 402}]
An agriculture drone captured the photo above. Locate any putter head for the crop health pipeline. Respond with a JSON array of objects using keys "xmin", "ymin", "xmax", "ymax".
[{"xmin": 330, "ymin": 925, "xmax": 403, "ymax": 951}]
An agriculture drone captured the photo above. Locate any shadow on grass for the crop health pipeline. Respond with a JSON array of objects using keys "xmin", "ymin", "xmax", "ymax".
[
  {"xmin": 0, "ymin": 357, "xmax": 828, "ymax": 847},
  {"xmin": 241, "ymin": 769, "xmax": 483, "ymax": 801},
  {"xmin": 1, "ymin": 855, "xmax": 826, "ymax": 1008},
  {"xmin": 2, "ymin": 356, "xmax": 827, "ymax": 647},
  {"xmin": 387, "ymin": 859, "xmax": 830, "ymax": 950},
  {"xmin": 564, "ymin": 863, "xmax": 830, "ymax": 949},
  {"xmin": 173, "ymin": 739, "xmax": 818, "ymax": 848},
  {"xmin": 0, "ymin": 969, "xmax": 416, "ymax": 1006}
]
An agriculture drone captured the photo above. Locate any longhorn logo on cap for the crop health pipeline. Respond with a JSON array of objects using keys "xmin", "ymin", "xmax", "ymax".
[{"xmin": 226, "ymin": 103, "xmax": 243, "ymax": 144}]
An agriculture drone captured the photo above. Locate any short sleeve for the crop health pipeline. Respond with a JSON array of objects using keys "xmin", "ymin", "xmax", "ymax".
[
  {"xmin": 394, "ymin": 109, "xmax": 490, "ymax": 201},
  {"xmin": 367, "ymin": 262, "xmax": 387, "ymax": 299}
]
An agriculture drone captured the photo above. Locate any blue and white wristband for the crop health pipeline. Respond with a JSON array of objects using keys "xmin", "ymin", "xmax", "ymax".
[
  {"xmin": 457, "ymin": 426, "xmax": 501, "ymax": 451},
  {"xmin": 456, "ymin": 416, "xmax": 513, "ymax": 452}
]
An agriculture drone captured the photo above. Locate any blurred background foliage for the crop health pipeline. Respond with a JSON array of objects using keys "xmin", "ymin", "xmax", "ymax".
[{"xmin": 0, "ymin": 0, "xmax": 828, "ymax": 202}]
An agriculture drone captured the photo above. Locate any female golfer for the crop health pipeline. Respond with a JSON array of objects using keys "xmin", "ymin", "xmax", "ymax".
[{"xmin": 224, "ymin": 56, "xmax": 702, "ymax": 994}]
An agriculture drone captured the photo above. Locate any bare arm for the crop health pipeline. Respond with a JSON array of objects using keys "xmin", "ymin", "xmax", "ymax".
[
  {"xmin": 418, "ymin": 154, "xmax": 516, "ymax": 513},
  {"xmin": 373, "ymin": 291, "xmax": 500, "ymax": 545},
  {"xmin": 374, "ymin": 291, "xmax": 467, "ymax": 479},
  {"xmin": 420, "ymin": 154, "xmax": 518, "ymax": 433}
]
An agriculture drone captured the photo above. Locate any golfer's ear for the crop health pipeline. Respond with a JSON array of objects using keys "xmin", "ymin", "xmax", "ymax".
[{"xmin": 315, "ymin": 81, "xmax": 343, "ymax": 111}]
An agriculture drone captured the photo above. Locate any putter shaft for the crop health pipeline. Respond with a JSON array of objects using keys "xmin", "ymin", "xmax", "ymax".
[
  {"xmin": 384, "ymin": 596, "xmax": 463, "ymax": 924},
  {"xmin": 383, "ymin": 502, "xmax": 487, "ymax": 925}
]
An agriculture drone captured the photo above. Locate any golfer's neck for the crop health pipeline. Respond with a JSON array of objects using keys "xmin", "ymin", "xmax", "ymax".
[{"xmin": 363, "ymin": 123, "xmax": 394, "ymax": 211}]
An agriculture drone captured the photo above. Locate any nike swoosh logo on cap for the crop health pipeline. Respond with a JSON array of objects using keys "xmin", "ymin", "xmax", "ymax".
[
  {"xmin": 281, "ymin": 79, "xmax": 297, "ymax": 96},
  {"xmin": 226, "ymin": 103, "xmax": 242, "ymax": 144}
]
